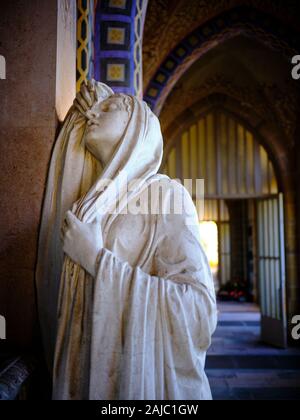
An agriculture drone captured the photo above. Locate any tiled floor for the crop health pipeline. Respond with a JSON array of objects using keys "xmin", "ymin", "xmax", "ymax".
[{"xmin": 206, "ymin": 302, "xmax": 300, "ymax": 400}]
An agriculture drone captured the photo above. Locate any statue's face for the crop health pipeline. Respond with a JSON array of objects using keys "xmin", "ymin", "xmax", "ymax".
[{"xmin": 85, "ymin": 95, "xmax": 131, "ymax": 166}]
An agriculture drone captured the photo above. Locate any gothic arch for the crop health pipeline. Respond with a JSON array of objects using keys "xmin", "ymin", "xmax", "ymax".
[
  {"xmin": 161, "ymin": 94, "xmax": 298, "ymax": 322},
  {"xmin": 163, "ymin": 108, "xmax": 279, "ymax": 201},
  {"xmin": 144, "ymin": 5, "xmax": 300, "ymax": 114},
  {"xmin": 163, "ymin": 94, "xmax": 293, "ymax": 195}
]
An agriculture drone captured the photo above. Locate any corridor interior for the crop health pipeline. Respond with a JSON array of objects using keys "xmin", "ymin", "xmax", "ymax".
[
  {"xmin": 207, "ymin": 303, "xmax": 300, "ymax": 400},
  {"xmin": 162, "ymin": 110, "xmax": 300, "ymax": 399}
]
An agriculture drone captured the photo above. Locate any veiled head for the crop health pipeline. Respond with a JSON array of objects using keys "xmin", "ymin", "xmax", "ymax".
[{"xmin": 84, "ymin": 94, "xmax": 132, "ymax": 166}]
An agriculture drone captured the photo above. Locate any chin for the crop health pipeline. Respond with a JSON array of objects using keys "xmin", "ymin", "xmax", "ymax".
[
  {"xmin": 85, "ymin": 131, "xmax": 105, "ymax": 147},
  {"xmin": 85, "ymin": 133, "xmax": 98, "ymax": 144},
  {"xmin": 85, "ymin": 146, "xmax": 103, "ymax": 165}
]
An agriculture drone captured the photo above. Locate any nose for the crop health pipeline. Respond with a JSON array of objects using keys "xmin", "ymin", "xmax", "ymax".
[
  {"xmin": 87, "ymin": 118, "xmax": 100, "ymax": 126},
  {"xmin": 86, "ymin": 109, "xmax": 101, "ymax": 126},
  {"xmin": 86, "ymin": 109, "xmax": 99, "ymax": 120}
]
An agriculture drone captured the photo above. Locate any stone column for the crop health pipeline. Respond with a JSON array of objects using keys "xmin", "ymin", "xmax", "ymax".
[
  {"xmin": 77, "ymin": 0, "xmax": 95, "ymax": 92},
  {"xmin": 0, "ymin": 0, "xmax": 76, "ymax": 350},
  {"xmin": 94, "ymin": 0, "xmax": 148, "ymax": 98}
]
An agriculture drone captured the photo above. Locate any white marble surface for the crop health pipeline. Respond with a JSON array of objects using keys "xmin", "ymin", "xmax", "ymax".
[{"xmin": 37, "ymin": 82, "xmax": 218, "ymax": 400}]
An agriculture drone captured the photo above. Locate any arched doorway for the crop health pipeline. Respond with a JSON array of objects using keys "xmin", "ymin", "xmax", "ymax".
[
  {"xmin": 162, "ymin": 109, "xmax": 287, "ymax": 348},
  {"xmin": 144, "ymin": 5, "xmax": 300, "ymax": 114}
]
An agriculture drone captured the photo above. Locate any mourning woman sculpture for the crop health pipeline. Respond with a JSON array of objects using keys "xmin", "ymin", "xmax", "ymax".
[{"xmin": 36, "ymin": 80, "xmax": 217, "ymax": 400}]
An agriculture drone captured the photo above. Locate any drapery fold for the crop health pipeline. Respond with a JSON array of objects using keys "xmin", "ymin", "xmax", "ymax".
[
  {"xmin": 36, "ymin": 83, "xmax": 217, "ymax": 400},
  {"xmin": 88, "ymin": 249, "xmax": 216, "ymax": 401},
  {"xmin": 53, "ymin": 180, "xmax": 217, "ymax": 400}
]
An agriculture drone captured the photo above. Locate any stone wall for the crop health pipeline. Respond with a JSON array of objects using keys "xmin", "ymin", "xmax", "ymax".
[{"xmin": 0, "ymin": 0, "xmax": 76, "ymax": 350}]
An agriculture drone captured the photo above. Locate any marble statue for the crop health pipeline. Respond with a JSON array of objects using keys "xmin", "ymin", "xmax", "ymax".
[{"xmin": 35, "ymin": 80, "xmax": 217, "ymax": 400}]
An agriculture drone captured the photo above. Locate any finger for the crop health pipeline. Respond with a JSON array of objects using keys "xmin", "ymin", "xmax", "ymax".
[
  {"xmin": 65, "ymin": 210, "xmax": 78, "ymax": 226},
  {"xmin": 87, "ymin": 79, "xmax": 96, "ymax": 93},
  {"xmin": 73, "ymin": 99, "xmax": 88, "ymax": 117},
  {"xmin": 60, "ymin": 220, "xmax": 69, "ymax": 240},
  {"xmin": 76, "ymin": 92, "xmax": 90, "ymax": 113},
  {"xmin": 81, "ymin": 83, "xmax": 93, "ymax": 108},
  {"xmin": 87, "ymin": 79, "xmax": 93, "ymax": 89},
  {"xmin": 81, "ymin": 81, "xmax": 94, "ymax": 102},
  {"xmin": 61, "ymin": 221, "xmax": 68, "ymax": 236},
  {"xmin": 87, "ymin": 80, "xmax": 97, "ymax": 105},
  {"xmin": 90, "ymin": 80, "xmax": 98, "ymax": 102}
]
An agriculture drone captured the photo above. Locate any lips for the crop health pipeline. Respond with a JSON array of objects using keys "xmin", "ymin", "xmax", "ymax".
[{"xmin": 87, "ymin": 119, "xmax": 99, "ymax": 127}]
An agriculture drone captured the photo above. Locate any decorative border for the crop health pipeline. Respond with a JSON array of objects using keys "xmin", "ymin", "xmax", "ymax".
[
  {"xmin": 77, "ymin": 0, "xmax": 95, "ymax": 92},
  {"xmin": 95, "ymin": 0, "xmax": 135, "ymax": 95},
  {"xmin": 133, "ymin": 0, "xmax": 147, "ymax": 98},
  {"xmin": 94, "ymin": 0, "xmax": 147, "ymax": 96},
  {"xmin": 144, "ymin": 6, "xmax": 300, "ymax": 114}
]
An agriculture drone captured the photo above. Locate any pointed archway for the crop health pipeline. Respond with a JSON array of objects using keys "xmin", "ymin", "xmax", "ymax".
[
  {"xmin": 144, "ymin": 5, "xmax": 300, "ymax": 114},
  {"xmin": 162, "ymin": 103, "xmax": 292, "ymax": 347}
]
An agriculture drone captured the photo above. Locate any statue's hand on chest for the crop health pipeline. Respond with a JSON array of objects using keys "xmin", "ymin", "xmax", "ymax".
[{"xmin": 61, "ymin": 211, "xmax": 103, "ymax": 278}]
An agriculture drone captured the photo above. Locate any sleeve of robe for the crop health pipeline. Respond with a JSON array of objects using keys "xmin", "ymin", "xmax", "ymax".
[{"xmin": 89, "ymin": 181, "xmax": 217, "ymax": 401}]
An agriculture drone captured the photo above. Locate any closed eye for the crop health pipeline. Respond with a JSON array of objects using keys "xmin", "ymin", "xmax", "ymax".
[
  {"xmin": 108, "ymin": 103, "xmax": 118, "ymax": 111},
  {"xmin": 100, "ymin": 101, "xmax": 120, "ymax": 112},
  {"xmin": 101, "ymin": 104, "xmax": 110, "ymax": 112}
]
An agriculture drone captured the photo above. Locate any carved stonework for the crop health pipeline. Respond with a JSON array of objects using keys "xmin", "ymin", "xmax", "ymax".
[
  {"xmin": 160, "ymin": 74, "xmax": 300, "ymax": 148},
  {"xmin": 262, "ymin": 82, "xmax": 300, "ymax": 143},
  {"xmin": 143, "ymin": 0, "xmax": 300, "ymax": 89},
  {"xmin": 143, "ymin": 0, "xmax": 232, "ymax": 88}
]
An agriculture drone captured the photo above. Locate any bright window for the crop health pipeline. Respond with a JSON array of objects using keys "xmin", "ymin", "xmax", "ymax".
[{"xmin": 199, "ymin": 221, "xmax": 219, "ymax": 272}]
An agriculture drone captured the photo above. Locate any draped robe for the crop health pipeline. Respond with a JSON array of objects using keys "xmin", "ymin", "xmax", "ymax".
[{"xmin": 35, "ymin": 82, "xmax": 217, "ymax": 400}]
